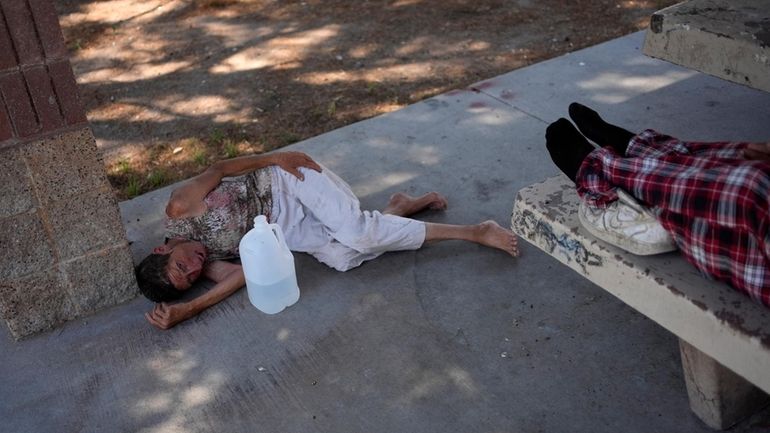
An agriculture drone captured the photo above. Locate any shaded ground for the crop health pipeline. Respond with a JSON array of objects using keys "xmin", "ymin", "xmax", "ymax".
[
  {"xmin": 56, "ymin": 0, "xmax": 677, "ymax": 199},
  {"xmin": 8, "ymin": 33, "xmax": 770, "ymax": 432}
]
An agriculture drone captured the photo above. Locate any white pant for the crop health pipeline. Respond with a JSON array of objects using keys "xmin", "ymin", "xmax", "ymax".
[{"xmin": 269, "ymin": 165, "xmax": 426, "ymax": 271}]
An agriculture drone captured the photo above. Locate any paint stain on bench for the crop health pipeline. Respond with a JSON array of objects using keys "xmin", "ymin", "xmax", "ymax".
[
  {"xmin": 513, "ymin": 208, "xmax": 602, "ymax": 274},
  {"xmin": 614, "ymin": 254, "xmax": 635, "ymax": 269},
  {"xmin": 714, "ymin": 309, "xmax": 770, "ymax": 348}
]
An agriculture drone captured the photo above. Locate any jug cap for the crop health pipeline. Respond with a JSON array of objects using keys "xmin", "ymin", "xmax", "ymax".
[{"xmin": 253, "ymin": 215, "xmax": 268, "ymax": 226}]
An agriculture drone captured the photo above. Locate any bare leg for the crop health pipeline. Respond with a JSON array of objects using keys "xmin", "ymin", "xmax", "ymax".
[
  {"xmin": 382, "ymin": 192, "xmax": 448, "ymax": 217},
  {"xmin": 381, "ymin": 192, "xmax": 518, "ymax": 257},
  {"xmin": 425, "ymin": 221, "xmax": 519, "ymax": 257}
]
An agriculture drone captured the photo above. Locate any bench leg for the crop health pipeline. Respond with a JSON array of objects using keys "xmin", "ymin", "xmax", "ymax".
[{"xmin": 679, "ymin": 339, "xmax": 769, "ymax": 429}]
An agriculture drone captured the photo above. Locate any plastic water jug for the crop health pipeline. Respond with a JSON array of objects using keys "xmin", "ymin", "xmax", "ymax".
[{"xmin": 239, "ymin": 215, "xmax": 299, "ymax": 314}]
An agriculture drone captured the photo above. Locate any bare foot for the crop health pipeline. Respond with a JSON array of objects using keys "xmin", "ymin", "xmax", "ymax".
[
  {"xmin": 475, "ymin": 220, "xmax": 519, "ymax": 257},
  {"xmin": 383, "ymin": 192, "xmax": 448, "ymax": 217}
]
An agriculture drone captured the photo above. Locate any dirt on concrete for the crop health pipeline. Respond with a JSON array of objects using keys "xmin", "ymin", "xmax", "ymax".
[{"xmin": 56, "ymin": 0, "xmax": 677, "ymax": 199}]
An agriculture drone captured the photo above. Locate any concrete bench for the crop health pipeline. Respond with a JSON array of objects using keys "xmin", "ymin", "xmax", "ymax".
[
  {"xmin": 511, "ymin": 176, "xmax": 770, "ymax": 429},
  {"xmin": 643, "ymin": 0, "xmax": 770, "ymax": 92}
]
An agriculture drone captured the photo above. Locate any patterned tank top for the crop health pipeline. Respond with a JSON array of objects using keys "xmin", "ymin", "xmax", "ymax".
[{"xmin": 165, "ymin": 168, "xmax": 273, "ymax": 261}]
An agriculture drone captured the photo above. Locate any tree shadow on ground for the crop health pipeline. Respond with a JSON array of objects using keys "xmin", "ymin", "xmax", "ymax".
[{"xmin": 56, "ymin": 0, "xmax": 676, "ymax": 198}]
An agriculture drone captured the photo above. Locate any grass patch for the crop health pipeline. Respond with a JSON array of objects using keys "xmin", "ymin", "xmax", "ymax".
[
  {"xmin": 278, "ymin": 131, "xmax": 300, "ymax": 146},
  {"xmin": 223, "ymin": 140, "xmax": 239, "ymax": 158},
  {"xmin": 69, "ymin": 39, "xmax": 83, "ymax": 51},
  {"xmin": 125, "ymin": 176, "xmax": 141, "ymax": 198},
  {"xmin": 209, "ymin": 128, "xmax": 226, "ymax": 145},
  {"xmin": 193, "ymin": 149, "xmax": 208, "ymax": 165},
  {"xmin": 147, "ymin": 169, "xmax": 167, "ymax": 188},
  {"xmin": 366, "ymin": 81, "xmax": 380, "ymax": 94},
  {"xmin": 112, "ymin": 157, "xmax": 134, "ymax": 175}
]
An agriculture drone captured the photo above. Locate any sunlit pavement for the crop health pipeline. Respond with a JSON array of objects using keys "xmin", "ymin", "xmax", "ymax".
[{"xmin": 4, "ymin": 32, "xmax": 770, "ymax": 433}]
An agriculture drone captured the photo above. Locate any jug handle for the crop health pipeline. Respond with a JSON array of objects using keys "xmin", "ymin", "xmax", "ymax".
[{"xmin": 270, "ymin": 223, "xmax": 291, "ymax": 255}]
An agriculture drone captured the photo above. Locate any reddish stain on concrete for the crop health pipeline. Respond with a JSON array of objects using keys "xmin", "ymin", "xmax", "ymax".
[
  {"xmin": 469, "ymin": 102, "xmax": 486, "ymax": 109},
  {"xmin": 500, "ymin": 89, "xmax": 515, "ymax": 100}
]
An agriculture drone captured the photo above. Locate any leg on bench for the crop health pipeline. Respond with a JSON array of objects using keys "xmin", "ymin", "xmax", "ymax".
[{"xmin": 679, "ymin": 339, "xmax": 769, "ymax": 429}]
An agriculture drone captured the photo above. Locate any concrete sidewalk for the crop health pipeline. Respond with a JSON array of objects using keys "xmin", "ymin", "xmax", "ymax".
[{"xmin": 4, "ymin": 32, "xmax": 770, "ymax": 433}]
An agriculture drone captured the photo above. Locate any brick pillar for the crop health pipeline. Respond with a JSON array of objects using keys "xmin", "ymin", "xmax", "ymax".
[{"xmin": 0, "ymin": 0, "xmax": 137, "ymax": 338}]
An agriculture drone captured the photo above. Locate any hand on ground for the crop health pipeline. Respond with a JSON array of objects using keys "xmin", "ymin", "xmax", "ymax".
[{"xmin": 145, "ymin": 302, "xmax": 193, "ymax": 330}]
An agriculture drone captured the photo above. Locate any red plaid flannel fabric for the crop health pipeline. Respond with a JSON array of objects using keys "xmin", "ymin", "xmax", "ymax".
[{"xmin": 576, "ymin": 129, "xmax": 770, "ymax": 307}]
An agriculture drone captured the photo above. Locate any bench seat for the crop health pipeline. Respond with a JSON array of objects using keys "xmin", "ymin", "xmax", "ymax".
[
  {"xmin": 643, "ymin": 0, "xmax": 770, "ymax": 92},
  {"xmin": 512, "ymin": 176, "xmax": 770, "ymax": 429}
]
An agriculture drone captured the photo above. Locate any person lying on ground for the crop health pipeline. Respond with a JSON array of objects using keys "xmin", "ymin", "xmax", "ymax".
[
  {"xmin": 136, "ymin": 151, "xmax": 520, "ymax": 329},
  {"xmin": 545, "ymin": 102, "xmax": 770, "ymax": 308}
]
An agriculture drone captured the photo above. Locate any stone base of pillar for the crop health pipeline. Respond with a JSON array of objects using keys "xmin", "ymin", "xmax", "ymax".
[
  {"xmin": 679, "ymin": 339, "xmax": 770, "ymax": 429},
  {"xmin": 0, "ymin": 128, "xmax": 137, "ymax": 339}
]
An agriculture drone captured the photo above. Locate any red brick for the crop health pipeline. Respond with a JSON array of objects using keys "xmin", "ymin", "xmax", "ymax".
[
  {"xmin": 23, "ymin": 65, "xmax": 63, "ymax": 132},
  {"xmin": 0, "ymin": 71, "xmax": 39, "ymax": 137},
  {"xmin": 0, "ymin": 7, "xmax": 18, "ymax": 70},
  {"xmin": 27, "ymin": 0, "xmax": 67, "ymax": 60},
  {"xmin": 0, "ymin": 98, "xmax": 12, "ymax": 141},
  {"xmin": 2, "ymin": 0, "xmax": 44, "ymax": 65},
  {"xmin": 48, "ymin": 60, "xmax": 86, "ymax": 125}
]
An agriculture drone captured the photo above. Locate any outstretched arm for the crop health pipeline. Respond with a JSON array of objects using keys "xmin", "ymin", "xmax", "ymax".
[
  {"xmin": 166, "ymin": 151, "xmax": 322, "ymax": 218},
  {"xmin": 145, "ymin": 260, "xmax": 245, "ymax": 330}
]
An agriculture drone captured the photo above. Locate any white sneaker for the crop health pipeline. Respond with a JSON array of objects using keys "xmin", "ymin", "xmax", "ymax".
[{"xmin": 578, "ymin": 189, "xmax": 677, "ymax": 255}]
